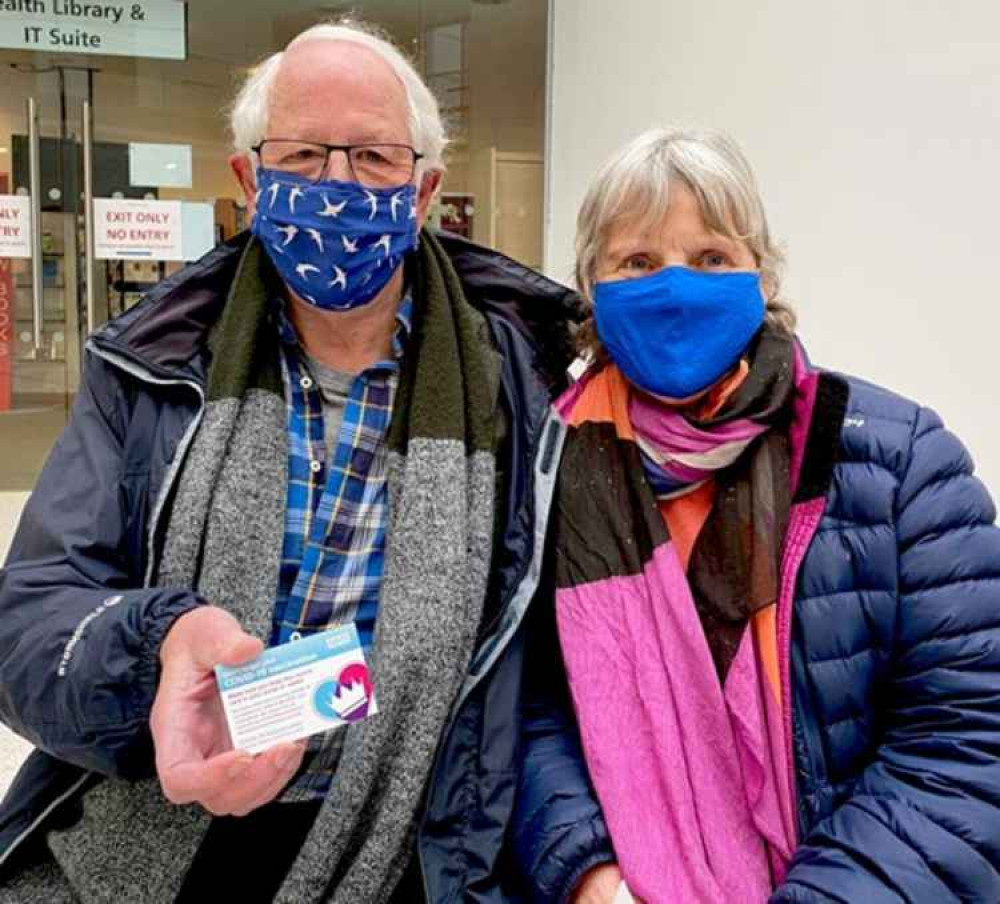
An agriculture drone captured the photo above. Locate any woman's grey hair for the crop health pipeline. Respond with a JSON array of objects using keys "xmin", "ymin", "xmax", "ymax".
[
  {"xmin": 229, "ymin": 18, "xmax": 448, "ymax": 176},
  {"xmin": 575, "ymin": 127, "xmax": 795, "ymax": 353}
]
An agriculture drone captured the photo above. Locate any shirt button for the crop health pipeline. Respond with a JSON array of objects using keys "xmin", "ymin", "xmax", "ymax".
[
  {"xmin": 300, "ymin": 376, "xmax": 314, "ymax": 390},
  {"xmin": 310, "ymin": 459, "xmax": 322, "ymax": 473}
]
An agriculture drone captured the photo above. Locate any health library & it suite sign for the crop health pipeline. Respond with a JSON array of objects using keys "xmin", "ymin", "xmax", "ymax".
[{"xmin": 0, "ymin": 0, "xmax": 187, "ymax": 60}]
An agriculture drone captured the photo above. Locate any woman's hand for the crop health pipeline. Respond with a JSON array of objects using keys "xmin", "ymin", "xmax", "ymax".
[{"xmin": 572, "ymin": 864, "xmax": 626, "ymax": 904}]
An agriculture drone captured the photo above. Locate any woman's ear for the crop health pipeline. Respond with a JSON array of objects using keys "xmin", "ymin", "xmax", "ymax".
[{"xmin": 759, "ymin": 269, "xmax": 777, "ymax": 302}]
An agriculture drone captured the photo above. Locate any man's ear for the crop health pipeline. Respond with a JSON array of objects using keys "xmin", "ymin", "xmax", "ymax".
[
  {"xmin": 230, "ymin": 153, "xmax": 258, "ymax": 220},
  {"xmin": 414, "ymin": 170, "xmax": 443, "ymax": 229}
]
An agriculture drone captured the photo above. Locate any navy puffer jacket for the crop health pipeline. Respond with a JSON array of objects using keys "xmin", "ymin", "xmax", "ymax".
[{"xmin": 515, "ymin": 370, "xmax": 1000, "ymax": 903}]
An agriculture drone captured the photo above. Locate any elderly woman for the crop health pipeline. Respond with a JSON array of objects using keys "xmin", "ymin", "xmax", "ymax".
[{"xmin": 512, "ymin": 128, "xmax": 1000, "ymax": 904}]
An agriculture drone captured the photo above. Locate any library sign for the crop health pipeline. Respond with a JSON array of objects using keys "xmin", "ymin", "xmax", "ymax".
[{"xmin": 0, "ymin": 0, "xmax": 186, "ymax": 60}]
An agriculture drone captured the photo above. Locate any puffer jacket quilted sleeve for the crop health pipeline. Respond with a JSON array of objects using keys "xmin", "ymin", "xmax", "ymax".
[{"xmin": 775, "ymin": 401, "xmax": 1000, "ymax": 902}]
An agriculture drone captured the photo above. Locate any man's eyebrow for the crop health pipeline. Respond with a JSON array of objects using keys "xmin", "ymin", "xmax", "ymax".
[
  {"xmin": 276, "ymin": 131, "xmax": 402, "ymax": 145},
  {"xmin": 351, "ymin": 132, "xmax": 407, "ymax": 144}
]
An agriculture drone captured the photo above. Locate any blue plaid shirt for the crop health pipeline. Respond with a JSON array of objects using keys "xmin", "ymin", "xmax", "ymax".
[{"xmin": 274, "ymin": 295, "xmax": 412, "ymax": 799}]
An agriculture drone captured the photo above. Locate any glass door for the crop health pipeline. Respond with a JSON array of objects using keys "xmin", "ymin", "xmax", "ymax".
[{"xmin": 0, "ymin": 65, "xmax": 90, "ymax": 491}]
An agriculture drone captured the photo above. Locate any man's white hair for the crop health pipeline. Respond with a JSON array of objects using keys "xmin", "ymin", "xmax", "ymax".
[{"xmin": 229, "ymin": 19, "xmax": 448, "ymax": 175}]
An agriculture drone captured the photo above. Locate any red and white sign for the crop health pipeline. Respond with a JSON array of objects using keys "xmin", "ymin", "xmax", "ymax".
[
  {"xmin": 95, "ymin": 198, "xmax": 184, "ymax": 261},
  {"xmin": 0, "ymin": 257, "xmax": 13, "ymax": 411},
  {"xmin": 0, "ymin": 175, "xmax": 15, "ymax": 412},
  {"xmin": 0, "ymin": 195, "xmax": 32, "ymax": 259}
]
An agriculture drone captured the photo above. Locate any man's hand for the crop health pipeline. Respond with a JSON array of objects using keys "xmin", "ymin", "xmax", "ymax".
[
  {"xmin": 572, "ymin": 864, "xmax": 627, "ymax": 904},
  {"xmin": 151, "ymin": 606, "xmax": 306, "ymax": 817}
]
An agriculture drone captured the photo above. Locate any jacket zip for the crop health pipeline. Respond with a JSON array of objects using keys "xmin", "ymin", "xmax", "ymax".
[
  {"xmin": 419, "ymin": 411, "xmax": 566, "ymax": 902},
  {"xmin": 776, "ymin": 496, "xmax": 827, "ymax": 842},
  {"xmin": 453, "ymin": 412, "xmax": 565, "ymax": 712}
]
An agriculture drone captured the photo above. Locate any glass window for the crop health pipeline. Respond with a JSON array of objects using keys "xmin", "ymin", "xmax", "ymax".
[{"xmin": 0, "ymin": 0, "xmax": 548, "ymax": 492}]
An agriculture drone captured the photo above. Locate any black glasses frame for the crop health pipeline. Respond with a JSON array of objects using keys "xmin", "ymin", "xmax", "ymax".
[{"xmin": 252, "ymin": 139, "xmax": 424, "ymax": 185}]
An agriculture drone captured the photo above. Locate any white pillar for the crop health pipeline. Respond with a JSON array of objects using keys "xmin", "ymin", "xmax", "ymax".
[{"xmin": 548, "ymin": 0, "xmax": 1000, "ymax": 495}]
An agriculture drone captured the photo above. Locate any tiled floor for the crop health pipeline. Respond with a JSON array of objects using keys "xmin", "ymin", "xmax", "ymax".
[
  {"xmin": 0, "ymin": 491, "xmax": 29, "ymax": 562},
  {"xmin": 0, "ymin": 406, "xmax": 68, "ymax": 491},
  {"xmin": 0, "ymin": 492, "xmax": 34, "ymax": 797},
  {"xmin": 0, "ymin": 728, "xmax": 30, "ymax": 798}
]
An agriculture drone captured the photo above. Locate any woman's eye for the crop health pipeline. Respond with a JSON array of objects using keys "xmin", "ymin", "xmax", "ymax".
[
  {"xmin": 622, "ymin": 255, "xmax": 653, "ymax": 273},
  {"xmin": 699, "ymin": 250, "xmax": 730, "ymax": 269}
]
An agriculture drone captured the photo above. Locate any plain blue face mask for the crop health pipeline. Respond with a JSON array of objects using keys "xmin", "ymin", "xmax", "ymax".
[
  {"xmin": 252, "ymin": 167, "xmax": 419, "ymax": 311},
  {"xmin": 593, "ymin": 266, "xmax": 765, "ymax": 399}
]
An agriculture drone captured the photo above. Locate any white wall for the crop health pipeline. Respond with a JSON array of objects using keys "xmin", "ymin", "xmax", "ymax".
[{"xmin": 548, "ymin": 0, "xmax": 1000, "ymax": 496}]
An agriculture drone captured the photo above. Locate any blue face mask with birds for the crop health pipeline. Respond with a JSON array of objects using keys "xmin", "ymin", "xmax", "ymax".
[{"xmin": 251, "ymin": 167, "xmax": 419, "ymax": 311}]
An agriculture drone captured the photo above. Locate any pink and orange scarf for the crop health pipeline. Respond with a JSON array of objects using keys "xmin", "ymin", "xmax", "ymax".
[{"xmin": 553, "ymin": 329, "xmax": 800, "ymax": 902}]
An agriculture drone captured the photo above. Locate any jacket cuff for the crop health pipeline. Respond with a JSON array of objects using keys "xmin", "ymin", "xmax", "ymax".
[
  {"xmin": 770, "ymin": 882, "xmax": 841, "ymax": 903},
  {"xmin": 135, "ymin": 592, "xmax": 206, "ymax": 712},
  {"xmin": 557, "ymin": 847, "xmax": 617, "ymax": 904}
]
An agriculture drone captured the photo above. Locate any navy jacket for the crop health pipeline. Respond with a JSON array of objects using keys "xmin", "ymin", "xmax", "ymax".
[
  {"xmin": 0, "ymin": 232, "xmax": 591, "ymax": 902},
  {"xmin": 515, "ymin": 372, "xmax": 1000, "ymax": 902}
]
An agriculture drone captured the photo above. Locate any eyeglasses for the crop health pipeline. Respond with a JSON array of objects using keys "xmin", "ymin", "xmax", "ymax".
[{"xmin": 253, "ymin": 139, "xmax": 423, "ymax": 188}]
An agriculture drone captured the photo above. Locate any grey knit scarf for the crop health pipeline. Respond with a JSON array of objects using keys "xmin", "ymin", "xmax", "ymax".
[{"xmin": 39, "ymin": 234, "xmax": 501, "ymax": 904}]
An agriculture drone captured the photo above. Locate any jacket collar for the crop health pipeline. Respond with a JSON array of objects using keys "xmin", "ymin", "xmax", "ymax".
[{"xmin": 787, "ymin": 343, "xmax": 850, "ymax": 505}]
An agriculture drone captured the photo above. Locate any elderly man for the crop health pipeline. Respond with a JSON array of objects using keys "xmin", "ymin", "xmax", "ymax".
[{"xmin": 0, "ymin": 20, "xmax": 592, "ymax": 903}]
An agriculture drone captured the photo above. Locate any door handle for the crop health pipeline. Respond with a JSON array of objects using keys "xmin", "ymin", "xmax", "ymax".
[
  {"xmin": 26, "ymin": 97, "xmax": 44, "ymax": 357},
  {"xmin": 82, "ymin": 99, "xmax": 96, "ymax": 335}
]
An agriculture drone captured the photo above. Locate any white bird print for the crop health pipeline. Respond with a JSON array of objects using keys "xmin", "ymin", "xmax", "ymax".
[
  {"xmin": 267, "ymin": 182, "xmax": 281, "ymax": 208},
  {"xmin": 341, "ymin": 234, "xmax": 359, "ymax": 254},
  {"xmin": 408, "ymin": 203, "xmax": 417, "ymax": 220},
  {"xmin": 276, "ymin": 224, "xmax": 298, "ymax": 247},
  {"xmin": 305, "ymin": 228, "xmax": 325, "ymax": 253},
  {"xmin": 373, "ymin": 234, "xmax": 392, "ymax": 258},
  {"xmin": 318, "ymin": 195, "xmax": 347, "ymax": 218},
  {"xmin": 390, "ymin": 191, "xmax": 405, "ymax": 222},
  {"xmin": 295, "ymin": 263, "xmax": 321, "ymax": 281},
  {"xmin": 288, "ymin": 185, "xmax": 305, "ymax": 214},
  {"xmin": 364, "ymin": 190, "xmax": 379, "ymax": 220},
  {"xmin": 328, "ymin": 265, "xmax": 348, "ymax": 291}
]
